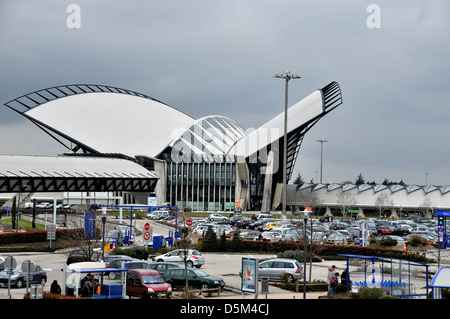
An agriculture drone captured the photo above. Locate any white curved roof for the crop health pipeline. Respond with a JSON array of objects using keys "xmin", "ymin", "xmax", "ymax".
[
  {"xmin": 228, "ymin": 89, "xmax": 324, "ymax": 157},
  {"xmin": 169, "ymin": 115, "xmax": 247, "ymax": 159},
  {"xmin": 25, "ymin": 92, "xmax": 195, "ymax": 158}
]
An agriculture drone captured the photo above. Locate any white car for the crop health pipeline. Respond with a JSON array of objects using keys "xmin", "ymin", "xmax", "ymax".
[
  {"xmin": 153, "ymin": 249, "xmax": 205, "ymax": 268},
  {"xmin": 261, "ymin": 231, "xmax": 282, "ymax": 242},
  {"xmin": 208, "ymin": 213, "xmax": 227, "ymax": 221}
]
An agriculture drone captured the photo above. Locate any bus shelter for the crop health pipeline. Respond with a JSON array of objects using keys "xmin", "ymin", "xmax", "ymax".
[
  {"xmin": 338, "ymin": 254, "xmax": 429, "ymax": 298},
  {"xmin": 62, "ymin": 262, "xmax": 127, "ymax": 299},
  {"xmin": 430, "ymin": 267, "xmax": 450, "ymax": 299}
]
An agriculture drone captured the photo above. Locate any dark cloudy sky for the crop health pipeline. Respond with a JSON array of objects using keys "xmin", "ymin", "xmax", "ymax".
[{"xmin": 1, "ymin": 1, "xmax": 449, "ymax": 186}]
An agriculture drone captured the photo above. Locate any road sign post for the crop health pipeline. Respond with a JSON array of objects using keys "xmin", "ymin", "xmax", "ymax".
[
  {"xmin": 5, "ymin": 256, "xmax": 16, "ymax": 297},
  {"xmin": 47, "ymin": 224, "xmax": 56, "ymax": 248},
  {"xmin": 22, "ymin": 259, "xmax": 36, "ymax": 295},
  {"xmin": 143, "ymin": 222, "xmax": 152, "ymax": 247}
]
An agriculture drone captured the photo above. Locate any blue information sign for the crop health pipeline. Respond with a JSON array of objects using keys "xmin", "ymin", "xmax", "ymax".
[{"xmin": 435, "ymin": 210, "xmax": 448, "ymax": 249}]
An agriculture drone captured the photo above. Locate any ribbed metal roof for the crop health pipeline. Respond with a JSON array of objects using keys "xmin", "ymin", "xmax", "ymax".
[{"xmin": 0, "ymin": 155, "xmax": 157, "ymax": 179}]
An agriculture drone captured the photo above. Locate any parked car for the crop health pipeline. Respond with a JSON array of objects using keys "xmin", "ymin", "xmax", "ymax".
[
  {"xmin": 240, "ymin": 231, "xmax": 260, "ymax": 241},
  {"xmin": 392, "ymin": 225, "xmax": 411, "ymax": 236},
  {"xmin": 147, "ymin": 262, "xmax": 183, "ymax": 275},
  {"xmin": 153, "ymin": 249, "xmax": 205, "ymax": 268},
  {"xmin": 66, "ymin": 249, "xmax": 102, "ymax": 265},
  {"xmin": 103, "ymin": 254, "xmax": 131, "ymax": 267},
  {"xmin": 126, "ymin": 269, "xmax": 172, "ymax": 299},
  {"xmin": 164, "ymin": 268, "xmax": 225, "ymax": 290},
  {"xmin": 108, "ymin": 258, "xmax": 145, "ymax": 279},
  {"xmin": 377, "ymin": 226, "xmax": 393, "ymax": 235},
  {"xmin": 0, "ymin": 263, "xmax": 47, "ymax": 288},
  {"xmin": 103, "ymin": 230, "xmax": 125, "ymax": 247},
  {"xmin": 257, "ymin": 214, "xmax": 274, "ymax": 220},
  {"xmin": 326, "ymin": 232, "xmax": 348, "ymax": 245},
  {"xmin": 260, "ymin": 231, "xmax": 282, "ymax": 242},
  {"xmin": 257, "ymin": 258, "xmax": 303, "ymax": 283},
  {"xmin": 208, "ymin": 213, "xmax": 228, "ymax": 222},
  {"xmin": 265, "ymin": 222, "xmax": 283, "ymax": 231}
]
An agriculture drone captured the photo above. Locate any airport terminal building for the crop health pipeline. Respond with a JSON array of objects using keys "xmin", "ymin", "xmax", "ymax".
[{"xmin": 2, "ymin": 81, "xmax": 343, "ymax": 212}]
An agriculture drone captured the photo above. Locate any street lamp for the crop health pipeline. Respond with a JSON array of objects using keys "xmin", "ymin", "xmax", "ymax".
[
  {"xmin": 316, "ymin": 138, "xmax": 328, "ymax": 183},
  {"xmin": 101, "ymin": 207, "xmax": 107, "ymax": 285},
  {"xmin": 274, "ymin": 70, "xmax": 301, "ymax": 216},
  {"xmin": 303, "ymin": 210, "xmax": 308, "ymax": 299}
]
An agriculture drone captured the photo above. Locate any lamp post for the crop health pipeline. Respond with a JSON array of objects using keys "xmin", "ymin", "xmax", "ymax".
[
  {"xmin": 303, "ymin": 210, "xmax": 308, "ymax": 299},
  {"xmin": 274, "ymin": 70, "xmax": 301, "ymax": 216},
  {"xmin": 316, "ymin": 138, "xmax": 328, "ymax": 183},
  {"xmin": 101, "ymin": 207, "xmax": 107, "ymax": 285}
]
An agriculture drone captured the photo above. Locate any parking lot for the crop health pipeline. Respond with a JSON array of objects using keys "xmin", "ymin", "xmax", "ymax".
[{"xmin": 0, "ymin": 212, "xmax": 447, "ymax": 299}]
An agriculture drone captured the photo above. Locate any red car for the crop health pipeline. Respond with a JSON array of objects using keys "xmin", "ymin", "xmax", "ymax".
[
  {"xmin": 377, "ymin": 226, "xmax": 393, "ymax": 235},
  {"xmin": 126, "ymin": 269, "xmax": 172, "ymax": 299}
]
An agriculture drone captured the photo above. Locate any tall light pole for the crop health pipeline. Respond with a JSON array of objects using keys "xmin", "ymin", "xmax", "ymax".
[
  {"xmin": 316, "ymin": 138, "xmax": 328, "ymax": 183},
  {"xmin": 274, "ymin": 70, "xmax": 301, "ymax": 215}
]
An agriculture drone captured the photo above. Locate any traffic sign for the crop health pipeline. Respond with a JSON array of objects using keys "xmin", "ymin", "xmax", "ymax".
[
  {"xmin": 144, "ymin": 222, "xmax": 150, "ymax": 231},
  {"xmin": 143, "ymin": 232, "xmax": 151, "ymax": 241},
  {"xmin": 22, "ymin": 260, "xmax": 36, "ymax": 274},
  {"xmin": 5, "ymin": 256, "xmax": 16, "ymax": 271},
  {"xmin": 186, "ymin": 219, "xmax": 193, "ymax": 227},
  {"xmin": 47, "ymin": 224, "xmax": 56, "ymax": 240}
]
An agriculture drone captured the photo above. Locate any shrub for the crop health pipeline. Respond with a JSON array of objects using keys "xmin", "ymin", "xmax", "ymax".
[
  {"xmin": 202, "ymin": 227, "xmax": 219, "ymax": 252},
  {"xmin": 354, "ymin": 286, "xmax": 385, "ymax": 299},
  {"xmin": 114, "ymin": 246, "xmax": 149, "ymax": 260}
]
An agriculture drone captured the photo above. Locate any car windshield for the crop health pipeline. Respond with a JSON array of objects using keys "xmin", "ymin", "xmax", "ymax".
[
  {"xmin": 192, "ymin": 269, "xmax": 208, "ymax": 277},
  {"xmin": 142, "ymin": 274, "xmax": 165, "ymax": 284}
]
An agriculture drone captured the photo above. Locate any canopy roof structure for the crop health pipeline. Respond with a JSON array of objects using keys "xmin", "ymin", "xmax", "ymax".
[
  {"xmin": 3, "ymin": 82, "xmax": 342, "ymax": 210},
  {"xmin": 5, "ymin": 84, "xmax": 195, "ymax": 158},
  {"xmin": 0, "ymin": 155, "xmax": 158, "ymax": 193},
  {"xmin": 5, "ymin": 82, "xmax": 342, "ymax": 172}
]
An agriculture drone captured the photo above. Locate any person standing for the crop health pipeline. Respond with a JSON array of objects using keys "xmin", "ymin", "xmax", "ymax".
[
  {"xmin": 327, "ymin": 265, "xmax": 336, "ymax": 295},
  {"xmin": 50, "ymin": 280, "xmax": 62, "ymax": 294},
  {"xmin": 330, "ymin": 272, "xmax": 339, "ymax": 294}
]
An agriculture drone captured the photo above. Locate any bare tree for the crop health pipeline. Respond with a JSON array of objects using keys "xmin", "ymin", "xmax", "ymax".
[
  {"xmin": 336, "ymin": 191, "xmax": 356, "ymax": 217},
  {"xmin": 374, "ymin": 192, "xmax": 394, "ymax": 218},
  {"xmin": 420, "ymin": 197, "xmax": 433, "ymax": 219}
]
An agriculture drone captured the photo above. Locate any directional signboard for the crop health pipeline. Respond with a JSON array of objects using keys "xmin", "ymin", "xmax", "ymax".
[{"xmin": 435, "ymin": 210, "xmax": 449, "ymax": 249}]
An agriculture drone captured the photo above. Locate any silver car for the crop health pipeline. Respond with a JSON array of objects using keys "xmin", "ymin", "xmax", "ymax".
[
  {"xmin": 153, "ymin": 249, "xmax": 205, "ymax": 268},
  {"xmin": 258, "ymin": 258, "xmax": 303, "ymax": 283}
]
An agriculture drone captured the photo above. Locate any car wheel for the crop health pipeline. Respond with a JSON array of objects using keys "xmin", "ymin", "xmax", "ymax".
[
  {"xmin": 195, "ymin": 265, "xmax": 202, "ymax": 268},
  {"xmin": 187, "ymin": 261, "xmax": 194, "ymax": 268},
  {"xmin": 16, "ymin": 279, "xmax": 24, "ymax": 288},
  {"xmin": 109, "ymin": 272, "xmax": 117, "ymax": 280},
  {"xmin": 285, "ymin": 274, "xmax": 295, "ymax": 283},
  {"xmin": 156, "ymin": 259, "xmax": 164, "ymax": 263},
  {"xmin": 200, "ymin": 283, "xmax": 209, "ymax": 290},
  {"xmin": 40, "ymin": 277, "xmax": 47, "ymax": 285}
]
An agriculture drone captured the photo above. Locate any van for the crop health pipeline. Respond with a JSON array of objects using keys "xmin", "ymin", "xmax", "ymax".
[{"xmin": 126, "ymin": 269, "xmax": 172, "ymax": 299}]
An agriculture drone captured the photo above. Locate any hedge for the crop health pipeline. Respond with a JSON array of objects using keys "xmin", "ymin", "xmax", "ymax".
[
  {"xmin": 199, "ymin": 239, "xmax": 429, "ymax": 263},
  {"xmin": 0, "ymin": 228, "xmax": 83, "ymax": 245}
]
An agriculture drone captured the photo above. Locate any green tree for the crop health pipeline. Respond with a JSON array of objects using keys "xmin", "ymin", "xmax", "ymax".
[
  {"xmin": 11, "ymin": 196, "xmax": 16, "ymax": 230},
  {"xmin": 293, "ymin": 173, "xmax": 305, "ymax": 190},
  {"xmin": 230, "ymin": 230, "xmax": 244, "ymax": 252},
  {"xmin": 355, "ymin": 173, "xmax": 365, "ymax": 185},
  {"xmin": 202, "ymin": 227, "xmax": 219, "ymax": 252}
]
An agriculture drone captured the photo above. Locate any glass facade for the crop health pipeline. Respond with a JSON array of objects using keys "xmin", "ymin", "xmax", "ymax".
[{"xmin": 165, "ymin": 156, "xmax": 237, "ymax": 211}]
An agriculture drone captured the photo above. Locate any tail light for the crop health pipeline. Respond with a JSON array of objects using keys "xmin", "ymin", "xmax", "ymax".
[{"xmin": 295, "ymin": 268, "xmax": 300, "ymax": 273}]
